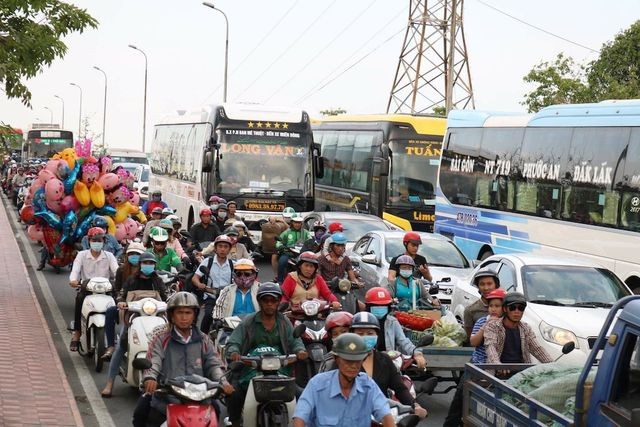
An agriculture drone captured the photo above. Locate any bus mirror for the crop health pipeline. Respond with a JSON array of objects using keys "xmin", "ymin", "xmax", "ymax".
[
  {"xmin": 202, "ymin": 150, "xmax": 213, "ymax": 173},
  {"xmin": 314, "ymin": 145, "xmax": 324, "ymax": 179}
]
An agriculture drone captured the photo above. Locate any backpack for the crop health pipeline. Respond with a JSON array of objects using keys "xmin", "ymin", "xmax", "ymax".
[{"xmin": 183, "ymin": 256, "xmax": 233, "ymax": 299}]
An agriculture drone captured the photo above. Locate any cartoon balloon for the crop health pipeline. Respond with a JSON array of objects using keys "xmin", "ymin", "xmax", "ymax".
[
  {"xmin": 89, "ymin": 182, "xmax": 105, "ymax": 208},
  {"xmin": 34, "ymin": 210, "xmax": 63, "ymax": 230},
  {"xmin": 27, "ymin": 224, "xmax": 45, "ymax": 242},
  {"xmin": 63, "ymin": 161, "xmax": 80, "ymax": 195},
  {"xmin": 73, "ymin": 181, "xmax": 91, "ymax": 207},
  {"xmin": 97, "ymin": 205, "xmax": 116, "ymax": 217},
  {"xmin": 123, "ymin": 217, "xmax": 139, "ymax": 240},
  {"xmin": 45, "ymin": 179, "xmax": 65, "ymax": 213},
  {"xmin": 38, "ymin": 169, "xmax": 57, "ymax": 184},
  {"xmin": 129, "ymin": 190, "xmax": 141, "ymax": 206},
  {"xmin": 104, "ymin": 215, "xmax": 117, "ymax": 235},
  {"xmin": 30, "ymin": 178, "xmax": 44, "ymax": 194},
  {"xmin": 60, "ymin": 195, "xmax": 80, "ymax": 213},
  {"xmin": 98, "ymin": 173, "xmax": 119, "ymax": 192},
  {"xmin": 114, "ymin": 222, "xmax": 127, "ymax": 242},
  {"xmin": 57, "ymin": 161, "xmax": 70, "ymax": 180},
  {"xmin": 20, "ymin": 205, "xmax": 35, "ymax": 224},
  {"xmin": 44, "ymin": 159, "xmax": 61, "ymax": 175},
  {"xmin": 74, "ymin": 212, "xmax": 96, "ymax": 240},
  {"xmin": 81, "ymin": 162, "xmax": 100, "ymax": 186},
  {"xmin": 33, "ymin": 188, "xmax": 47, "ymax": 213}
]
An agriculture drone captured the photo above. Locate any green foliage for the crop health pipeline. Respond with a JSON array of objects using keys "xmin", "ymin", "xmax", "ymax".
[
  {"xmin": 320, "ymin": 108, "xmax": 346, "ymax": 117},
  {"xmin": 432, "ymin": 106, "xmax": 447, "ymax": 116},
  {"xmin": 0, "ymin": 1, "xmax": 98, "ymax": 106}
]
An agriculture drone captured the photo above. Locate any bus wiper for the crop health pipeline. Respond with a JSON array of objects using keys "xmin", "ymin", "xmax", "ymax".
[
  {"xmin": 528, "ymin": 299, "xmax": 566, "ymax": 306},
  {"xmin": 572, "ymin": 301, "xmax": 613, "ymax": 308}
]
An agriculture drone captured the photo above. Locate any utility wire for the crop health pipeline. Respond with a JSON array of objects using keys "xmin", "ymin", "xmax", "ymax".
[{"xmin": 473, "ymin": 0, "xmax": 598, "ymax": 53}]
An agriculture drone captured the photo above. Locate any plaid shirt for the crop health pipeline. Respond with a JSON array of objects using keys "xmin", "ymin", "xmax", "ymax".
[
  {"xmin": 318, "ymin": 253, "xmax": 353, "ymax": 282},
  {"xmin": 484, "ymin": 319, "xmax": 552, "ymax": 364}
]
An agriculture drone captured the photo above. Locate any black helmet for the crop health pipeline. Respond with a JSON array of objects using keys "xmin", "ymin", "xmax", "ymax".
[
  {"xmin": 257, "ymin": 282, "xmax": 283, "ymax": 301},
  {"xmin": 139, "ymin": 252, "xmax": 157, "ymax": 264},
  {"xmin": 331, "ymin": 333, "xmax": 369, "ymax": 361},
  {"xmin": 167, "ymin": 291, "xmax": 200, "ymax": 323},
  {"xmin": 473, "ymin": 267, "xmax": 500, "ymax": 287},
  {"xmin": 224, "ymin": 227, "xmax": 239, "ymax": 237},
  {"xmin": 350, "ymin": 312, "xmax": 380, "ymax": 331},
  {"xmin": 151, "ymin": 190, "xmax": 162, "ymax": 197},
  {"xmin": 503, "ymin": 292, "xmax": 527, "ymax": 307},
  {"xmin": 92, "ymin": 216, "xmax": 109, "ymax": 229}
]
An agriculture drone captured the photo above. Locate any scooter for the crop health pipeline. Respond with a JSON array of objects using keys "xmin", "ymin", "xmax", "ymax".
[
  {"xmin": 77, "ymin": 277, "xmax": 116, "ymax": 372},
  {"xmin": 120, "ymin": 296, "xmax": 168, "ymax": 388},
  {"xmin": 328, "ymin": 278, "xmax": 365, "ymax": 314},
  {"xmin": 157, "ymin": 269, "xmax": 181, "ymax": 298},
  {"xmin": 371, "ymin": 400, "xmax": 421, "ymax": 427},
  {"xmin": 209, "ymin": 315, "xmax": 243, "ymax": 362}
]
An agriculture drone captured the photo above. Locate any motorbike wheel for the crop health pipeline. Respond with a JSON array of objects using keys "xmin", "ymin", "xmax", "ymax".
[
  {"xmin": 93, "ymin": 326, "xmax": 106, "ymax": 372},
  {"xmin": 258, "ymin": 403, "xmax": 289, "ymax": 427}
]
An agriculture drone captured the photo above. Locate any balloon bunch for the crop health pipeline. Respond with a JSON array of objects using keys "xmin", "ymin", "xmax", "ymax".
[{"xmin": 19, "ymin": 139, "xmax": 147, "ymax": 267}]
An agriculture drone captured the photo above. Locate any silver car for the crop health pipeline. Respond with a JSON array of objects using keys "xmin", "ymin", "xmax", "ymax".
[{"xmin": 347, "ymin": 230, "xmax": 474, "ymax": 306}]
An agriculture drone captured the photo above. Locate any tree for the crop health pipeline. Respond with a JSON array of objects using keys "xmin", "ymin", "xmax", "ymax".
[
  {"xmin": 432, "ymin": 106, "xmax": 446, "ymax": 116},
  {"xmin": 0, "ymin": 1, "xmax": 98, "ymax": 106},
  {"xmin": 320, "ymin": 108, "xmax": 346, "ymax": 117}
]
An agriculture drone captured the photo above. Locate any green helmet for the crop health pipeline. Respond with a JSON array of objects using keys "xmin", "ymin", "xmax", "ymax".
[
  {"xmin": 282, "ymin": 207, "xmax": 296, "ymax": 219},
  {"xmin": 291, "ymin": 213, "xmax": 304, "ymax": 223},
  {"xmin": 331, "ymin": 332, "xmax": 369, "ymax": 361},
  {"xmin": 158, "ymin": 219, "xmax": 174, "ymax": 230},
  {"xmin": 149, "ymin": 226, "xmax": 169, "ymax": 242}
]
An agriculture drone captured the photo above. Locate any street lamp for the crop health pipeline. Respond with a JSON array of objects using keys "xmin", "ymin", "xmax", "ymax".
[
  {"xmin": 128, "ymin": 44, "xmax": 148, "ymax": 152},
  {"xmin": 93, "ymin": 66, "xmax": 108, "ymax": 149},
  {"xmin": 202, "ymin": 2, "xmax": 229, "ymax": 102},
  {"xmin": 54, "ymin": 95, "xmax": 65, "ymax": 129},
  {"xmin": 43, "ymin": 107, "xmax": 53, "ymax": 124},
  {"xmin": 69, "ymin": 82, "xmax": 83, "ymax": 139}
]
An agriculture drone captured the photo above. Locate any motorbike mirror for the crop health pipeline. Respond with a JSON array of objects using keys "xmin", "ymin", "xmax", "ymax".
[
  {"xmin": 428, "ymin": 284, "xmax": 440, "ymax": 295},
  {"xmin": 250, "ymin": 251, "xmax": 263, "ymax": 260},
  {"xmin": 278, "ymin": 301, "xmax": 290, "ymax": 312},
  {"xmin": 132, "ymin": 358, "xmax": 152, "ymax": 370},
  {"xmin": 562, "ymin": 341, "xmax": 576, "ymax": 354},
  {"xmin": 199, "ymin": 266, "xmax": 210, "ymax": 275},
  {"xmin": 293, "ymin": 323, "xmax": 307, "ymax": 338},
  {"xmin": 229, "ymin": 361, "xmax": 245, "ymax": 373},
  {"xmin": 416, "ymin": 334, "xmax": 434, "ymax": 347}
]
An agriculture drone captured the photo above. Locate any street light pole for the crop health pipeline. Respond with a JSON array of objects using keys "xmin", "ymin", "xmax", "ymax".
[
  {"xmin": 203, "ymin": 2, "xmax": 229, "ymax": 102},
  {"xmin": 43, "ymin": 107, "xmax": 53, "ymax": 124},
  {"xmin": 69, "ymin": 82, "xmax": 83, "ymax": 139},
  {"xmin": 54, "ymin": 95, "xmax": 65, "ymax": 129},
  {"xmin": 93, "ymin": 66, "xmax": 108, "ymax": 149},
  {"xmin": 128, "ymin": 44, "xmax": 148, "ymax": 152}
]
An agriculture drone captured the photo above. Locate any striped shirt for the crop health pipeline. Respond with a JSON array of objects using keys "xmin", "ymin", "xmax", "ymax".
[{"xmin": 471, "ymin": 316, "xmax": 488, "ymax": 364}]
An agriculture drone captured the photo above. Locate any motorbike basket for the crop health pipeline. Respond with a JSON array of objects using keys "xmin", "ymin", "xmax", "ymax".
[{"xmin": 253, "ymin": 376, "xmax": 296, "ymax": 403}]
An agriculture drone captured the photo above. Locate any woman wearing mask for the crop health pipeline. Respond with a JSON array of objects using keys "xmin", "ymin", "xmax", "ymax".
[
  {"xmin": 100, "ymin": 252, "xmax": 168, "ymax": 398},
  {"xmin": 388, "ymin": 255, "xmax": 442, "ymax": 313},
  {"xmin": 158, "ymin": 218, "xmax": 189, "ymax": 261}
]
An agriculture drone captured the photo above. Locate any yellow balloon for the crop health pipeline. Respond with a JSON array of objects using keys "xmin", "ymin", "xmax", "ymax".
[
  {"xmin": 104, "ymin": 215, "xmax": 116, "ymax": 235},
  {"xmin": 73, "ymin": 181, "xmax": 90, "ymax": 207},
  {"xmin": 89, "ymin": 182, "xmax": 105, "ymax": 208}
]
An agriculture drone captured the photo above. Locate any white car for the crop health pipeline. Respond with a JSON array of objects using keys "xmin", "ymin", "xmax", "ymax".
[
  {"xmin": 347, "ymin": 230, "xmax": 475, "ymax": 306},
  {"xmin": 133, "ymin": 164, "xmax": 150, "ymax": 201},
  {"xmin": 451, "ymin": 253, "xmax": 632, "ymax": 363}
]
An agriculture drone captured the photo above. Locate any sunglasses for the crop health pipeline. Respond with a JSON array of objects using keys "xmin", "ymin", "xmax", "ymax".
[
  {"xmin": 507, "ymin": 304, "xmax": 526, "ymax": 312},
  {"xmin": 236, "ymin": 272, "xmax": 255, "ymax": 278}
]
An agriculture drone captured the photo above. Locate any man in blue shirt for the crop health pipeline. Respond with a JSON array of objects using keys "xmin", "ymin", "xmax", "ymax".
[{"xmin": 293, "ymin": 333, "xmax": 394, "ymax": 427}]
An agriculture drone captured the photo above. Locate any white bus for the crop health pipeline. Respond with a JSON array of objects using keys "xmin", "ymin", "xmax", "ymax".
[
  {"xmin": 149, "ymin": 104, "xmax": 321, "ymax": 230},
  {"xmin": 435, "ymin": 100, "xmax": 640, "ymax": 293}
]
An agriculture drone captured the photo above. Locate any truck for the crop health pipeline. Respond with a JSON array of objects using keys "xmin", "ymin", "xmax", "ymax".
[{"xmin": 463, "ymin": 295, "xmax": 640, "ymax": 426}]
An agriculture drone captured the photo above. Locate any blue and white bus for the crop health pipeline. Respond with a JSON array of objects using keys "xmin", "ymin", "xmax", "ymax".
[{"xmin": 435, "ymin": 100, "xmax": 640, "ymax": 293}]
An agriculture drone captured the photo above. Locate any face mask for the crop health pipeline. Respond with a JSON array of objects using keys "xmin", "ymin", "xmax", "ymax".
[
  {"xmin": 153, "ymin": 196, "xmax": 161, "ymax": 201},
  {"xmin": 90, "ymin": 242, "xmax": 104, "ymax": 252},
  {"xmin": 128, "ymin": 255, "xmax": 140, "ymax": 265},
  {"xmin": 140, "ymin": 264, "xmax": 155, "ymax": 275},
  {"xmin": 218, "ymin": 212, "xmax": 227, "ymax": 219},
  {"xmin": 235, "ymin": 276, "xmax": 254, "ymax": 288},
  {"xmin": 399, "ymin": 269, "xmax": 413, "ymax": 279},
  {"xmin": 363, "ymin": 335, "xmax": 378, "ymax": 351},
  {"xmin": 370, "ymin": 306, "xmax": 389, "ymax": 319},
  {"xmin": 315, "ymin": 230, "xmax": 325, "ymax": 240}
]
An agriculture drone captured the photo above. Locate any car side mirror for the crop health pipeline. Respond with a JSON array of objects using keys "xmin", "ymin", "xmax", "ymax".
[
  {"xmin": 562, "ymin": 341, "xmax": 575, "ymax": 354},
  {"xmin": 428, "ymin": 284, "xmax": 440, "ymax": 295},
  {"xmin": 362, "ymin": 253, "xmax": 380, "ymax": 266}
]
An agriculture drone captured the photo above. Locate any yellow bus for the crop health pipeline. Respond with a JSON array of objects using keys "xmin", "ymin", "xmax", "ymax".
[{"xmin": 313, "ymin": 114, "xmax": 446, "ymax": 231}]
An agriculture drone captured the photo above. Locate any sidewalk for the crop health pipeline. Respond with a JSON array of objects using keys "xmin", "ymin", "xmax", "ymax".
[{"xmin": 0, "ymin": 198, "xmax": 84, "ymax": 426}]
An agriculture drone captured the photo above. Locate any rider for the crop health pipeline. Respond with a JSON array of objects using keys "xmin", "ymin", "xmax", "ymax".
[
  {"xmin": 214, "ymin": 202, "xmax": 229, "ymax": 229},
  {"xmin": 317, "ymin": 232, "xmax": 362, "ymax": 285},
  {"xmin": 281, "ymin": 251, "xmax": 341, "ymax": 309},
  {"xmin": 147, "ymin": 227, "xmax": 183, "ymax": 272},
  {"xmin": 318, "ymin": 311, "xmax": 354, "ymax": 372},
  {"xmin": 157, "ymin": 218, "xmax": 188, "ymax": 261},
  {"xmin": 364, "ymin": 287, "xmax": 427, "ymax": 370},
  {"xmin": 132, "ymin": 292, "xmax": 232, "ymax": 427},
  {"xmin": 225, "ymin": 283, "xmax": 308, "ymax": 427},
  {"xmin": 226, "ymin": 200, "xmax": 240, "ymax": 221},
  {"xmin": 388, "ymin": 232, "xmax": 432, "ymax": 283},
  {"xmin": 300, "ymin": 220, "xmax": 327, "ymax": 253},
  {"xmin": 221, "ymin": 227, "xmax": 251, "ymax": 261},
  {"xmin": 11, "ymin": 166, "xmax": 26, "ymax": 206},
  {"xmin": 143, "ymin": 207, "xmax": 164, "ymax": 246},
  {"xmin": 100, "ymin": 251, "xmax": 168, "ymax": 398},
  {"xmin": 275, "ymin": 213, "xmax": 311, "ymax": 284},
  {"xmin": 80, "ymin": 216, "xmax": 123, "ymax": 258},
  {"xmin": 319, "ymin": 221, "xmax": 344, "ymax": 256},
  {"xmin": 388, "ymin": 255, "xmax": 442, "ymax": 313},
  {"xmin": 232, "ymin": 221, "xmax": 257, "ymax": 253},
  {"xmin": 141, "ymin": 190, "xmax": 168, "ymax": 217},
  {"xmin": 211, "ymin": 258, "xmax": 260, "ymax": 322},
  {"xmin": 68, "ymin": 227, "xmax": 119, "ymax": 352},
  {"xmin": 189, "ymin": 207, "xmax": 221, "ymax": 247}
]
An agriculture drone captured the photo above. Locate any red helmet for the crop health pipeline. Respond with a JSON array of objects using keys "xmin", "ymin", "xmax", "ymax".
[
  {"xmin": 403, "ymin": 231, "xmax": 422, "ymax": 245},
  {"xmin": 328, "ymin": 222, "xmax": 344, "ymax": 233},
  {"xmin": 486, "ymin": 288, "xmax": 507, "ymax": 301},
  {"xmin": 365, "ymin": 287, "xmax": 392, "ymax": 305},
  {"xmin": 199, "ymin": 208, "xmax": 212, "ymax": 217},
  {"xmin": 87, "ymin": 227, "xmax": 105, "ymax": 238},
  {"xmin": 297, "ymin": 251, "xmax": 319, "ymax": 266},
  {"xmin": 325, "ymin": 311, "xmax": 353, "ymax": 331}
]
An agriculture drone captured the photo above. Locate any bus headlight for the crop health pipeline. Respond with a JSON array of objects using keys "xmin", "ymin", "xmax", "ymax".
[{"xmin": 539, "ymin": 321, "xmax": 579, "ymax": 348}]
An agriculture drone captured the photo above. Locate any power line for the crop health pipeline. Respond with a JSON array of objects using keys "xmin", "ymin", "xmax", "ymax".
[
  {"xmin": 235, "ymin": 0, "xmax": 339, "ymax": 100},
  {"xmin": 473, "ymin": 0, "xmax": 598, "ymax": 53},
  {"xmin": 263, "ymin": 0, "xmax": 380, "ymax": 103}
]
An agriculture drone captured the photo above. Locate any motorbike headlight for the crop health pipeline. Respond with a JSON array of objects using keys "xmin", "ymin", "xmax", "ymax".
[
  {"xmin": 539, "ymin": 320, "xmax": 579, "ymax": 348},
  {"xmin": 301, "ymin": 300, "xmax": 320, "ymax": 316},
  {"xmin": 142, "ymin": 300, "xmax": 158, "ymax": 316},
  {"xmin": 338, "ymin": 279, "xmax": 351, "ymax": 293},
  {"xmin": 260, "ymin": 357, "xmax": 282, "ymax": 371},
  {"xmin": 171, "ymin": 382, "xmax": 215, "ymax": 402}
]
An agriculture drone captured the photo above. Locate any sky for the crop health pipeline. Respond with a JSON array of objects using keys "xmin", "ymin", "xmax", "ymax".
[{"xmin": 1, "ymin": 0, "xmax": 638, "ymax": 152}]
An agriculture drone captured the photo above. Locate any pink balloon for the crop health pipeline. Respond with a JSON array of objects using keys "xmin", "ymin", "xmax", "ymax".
[
  {"xmin": 60, "ymin": 195, "xmax": 80, "ymax": 213},
  {"xmin": 44, "ymin": 159, "xmax": 61, "ymax": 174},
  {"xmin": 30, "ymin": 178, "xmax": 44, "ymax": 193},
  {"xmin": 114, "ymin": 222, "xmax": 127, "ymax": 242},
  {"xmin": 98, "ymin": 173, "xmax": 119, "ymax": 192},
  {"xmin": 45, "ymin": 178, "xmax": 65, "ymax": 202},
  {"xmin": 27, "ymin": 224, "xmax": 44, "ymax": 242},
  {"xmin": 38, "ymin": 169, "xmax": 57, "ymax": 183},
  {"xmin": 123, "ymin": 218, "xmax": 138, "ymax": 240},
  {"xmin": 129, "ymin": 190, "xmax": 140, "ymax": 206}
]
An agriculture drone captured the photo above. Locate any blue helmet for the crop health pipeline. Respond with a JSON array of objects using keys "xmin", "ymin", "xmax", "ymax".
[
  {"xmin": 330, "ymin": 232, "xmax": 347, "ymax": 245},
  {"xmin": 92, "ymin": 216, "xmax": 108, "ymax": 229}
]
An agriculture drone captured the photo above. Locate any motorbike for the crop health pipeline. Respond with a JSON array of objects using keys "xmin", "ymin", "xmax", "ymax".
[
  {"xmin": 156, "ymin": 269, "xmax": 181, "ymax": 298},
  {"xmin": 76, "ymin": 277, "xmax": 116, "ymax": 372},
  {"xmin": 120, "ymin": 296, "xmax": 168, "ymax": 388},
  {"xmin": 328, "ymin": 278, "xmax": 365, "ymax": 314},
  {"xmin": 16, "ymin": 177, "xmax": 32, "ymax": 211},
  {"xmin": 371, "ymin": 400, "xmax": 421, "ymax": 427},
  {"xmin": 209, "ymin": 315, "xmax": 244, "ymax": 362}
]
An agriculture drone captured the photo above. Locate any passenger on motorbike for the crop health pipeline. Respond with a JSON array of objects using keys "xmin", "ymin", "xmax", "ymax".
[
  {"xmin": 211, "ymin": 258, "xmax": 260, "ymax": 321},
  {"xmin": 68, "ymin": 227, "xmax": 119, "ymax": 352},
  {"xmin": 389, "ymin": 255, "xmax": 443, "ymax": 313},
  {"xmin": 80, "ymin": 216, "xmax": 123, "ymax": 259},
  {"xmin": 226, "ymin": 200, "xmax": 240, "ymax": 221},
  {"xmin": 318, "ymin": 311, "xmax": 353, "ymax": 372},
  {"xmin": 132, "ymin": 292, "xmax": 232, "ymax": 427},
  {"xmin": 143, "ymin": 207, "xmax": 164, "ymax": 246},
  {"xmin": 147, "ymin": 227, "xmax": 183, "ymax": 272},
  {"xmin": 189, "ymin": 207, "xmax": 221, "ymax": 247},
  {"xmin": 281, "ymin": 251, "xmax": 341, "ymax": 310},
  {"xmin": 225, "ymin": 282, "xmax": 308, "ymax": 427},
  {"xmin": 388, "ymin": 232, "xmax": 433, "ymax": 283},
  {"xmin": 317, "ymin": 232, "xmax": 363, "ymax": 286},
  {"xmin": 364, "ymin": 287, "xmax": 427, "ymax": 370},
  {"xmin": 141, "ymin": 190, "xmax": 169, "ymax": 217},
  {"xmin": 157, "ymin": 219, "xmax": 188, "ymax": 261},
  {"xmin": 275, "ymin": 213, "xmax": 312, "ymax": 283},
  {"xmin": 11, "ymin": 166, "xmax": 26, "ymax": 205},
  {"xmin": 100, "ymin": 251, "xmax": 168, "ymax": 398},
  {"xmin": 300, "ymin": 221, "xmax": 327, "ymax": 253},
  {"xmin": 319, "ymin": 221, "xmax": 344, "ymax": 256},
  {"xmin": 232, "ymin": 221, "xmax": 257, "ymax": 253},
  {"xmin": 217, "ymin": 227, "xmax": 251, "ymax": 261}
]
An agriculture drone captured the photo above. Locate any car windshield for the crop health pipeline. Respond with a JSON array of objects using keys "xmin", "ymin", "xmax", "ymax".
[
  {"xmin": 140, "ymin": 168, "xmax": 149, "ymax": 181},
  {"xmin": 335, "ymin": 219, "xmax": 389, "ymax": 242},
  {"xmin": 522, "ymin": 265, "xmax": 629, "ymax": 306},
  {"xmin": 111, "ymin": 155, "xmax": 148, "ymax": 164},
  {"xmin": 384, "ymin": 237, "xmax": 469, "ymax": 268}
]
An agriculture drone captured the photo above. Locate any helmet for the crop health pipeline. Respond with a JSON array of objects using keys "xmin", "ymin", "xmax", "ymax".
[
  {"xmin": 161, "ymin": 207, "xmax": 174, "ymax": 216},
  {"xmin": 328, "ymin": 222, "xmax": 343, "ymax": 233},
  {"xmin": 291, "ymin": 213, "xmax": 304, "ymax": 223},
  {"xmin": 331, "ymin": 333, "xmax": 369, "ymax": 361},
  {"xmin": 149, "ymin": 227, "xmax": 169, "ymax": 242},
  {"xmin": 209, "ymin": 195, "xmax": 223, "ymax": 204},
  {"xmin": 151, "ymin": 190, "xmax": 162, "ymax": 197},
  {"xmin": 158, "ymin": 219, "xmax": 174, "ymax": 230},
  {"xmin": 217, "ymin": 203, "xmax": 228, "ymax": 211},
  {"xmin": 224, "ymin": 227, "xmax": 239, "ymax": 237},
  {"xmin": 403, "ymin": 231, "xmax": 422, "ymax": 245},
  {"xmin": 88, "ymin": 227, "xmax": 106, "ymax": 238},
  {"xmin": 233, "ymin": 221, "xmax": 248, "ymax": 230},
  {"xmin": 126, "ymin": 242, "xmax": 146, "ymax": 254},
  {"xmin": 504, "ymin": 292, "xmax": 527, "ymax": 307},
  {"xmin": 214, "ymin": 234, "xmax": 233, "ymax": 246},
  {"xmin": 257, "ymin": 282, "xmax": 283, "ymax": 300},
  {"xmin": 329, "ymin": 232, "xmax": 347, "ymax": 245},
  {"xmin": 282, "ymin": 207, "xmax": 296, "ymax": 219},
  {"xmin": 199, "ymin": 208, "xmax": 212, "ymax": 217},
  {"xmin": 312, "ymin": 221, "xmax": 327, "ymax": 232},
  {"xmin": 234, "ymin": 258, "xmax": 258, "ymax": 272},
  {"xmin": 365, "ymin": 287, "xmax": 393, "ymax": 305},
  {"xmin": 151, "ymin": 207, "xmax": 164, "ymax": 215},
  {"xmin": 395, "ymin": 255, "xmax": 416, "ymax": 267},
  {"xmin": 473, "ymin": 267, "xmax": 500, "ymax": 287},
  {"xmin": 167, "ymin": 291, "xmax": 200, "ymax": 321},
  {"xmin": 325, "ymin": 311, "xmax": 353, "ymax": 331},
  {"xmin": 297, "ymin": 251, "xmax": 319, "ymax": 267},
  {"xmin": 139, "ymin": 252, "xmax": 157, "ymax": 264},
  {"xmin": 227, "ymin": 200, "xmax": 237, "ymax": 207},
  {"xmin": 166, "ymin": 214, "xmax": 181, "ymax": 225},
  {"xmin": 91, "ymin": 216, "xmax": 108, "ymax": 229},
  {"xmin": 486, "ymin": 288, "xmax": 507, "ymax": 301},
  {"xmin": 350, "ymin": 312, "xmax": 380, "ymax": 331}
]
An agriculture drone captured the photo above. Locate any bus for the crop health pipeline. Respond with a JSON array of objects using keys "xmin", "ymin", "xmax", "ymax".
[
  {"xmin": 435, "ymin": 100, "xmax": 640, "ymax": 292},
  {"xmin": 312, "ymin": 114, "xmax": 447, "ymax": 231},
  {"xmin": 25, "ymin": 126, "xmax": 74, "ymax": 159},
  {"xmin": 149, "ymin": 103, "xmax": 321, "ymax": 229}
]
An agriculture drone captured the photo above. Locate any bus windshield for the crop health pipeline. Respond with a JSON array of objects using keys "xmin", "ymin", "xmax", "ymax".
[
  {"xmin": 27, "ymin": 130, "xmax": 73, "ymax": 158},
  {"xmin": 217, "ymin": 130, "xmax": 312, "ymax": 196},
  {"xmin": 388, "ymin": 139, "xmax": 441, "ymax": 207}
]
